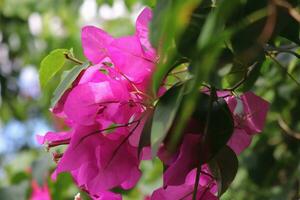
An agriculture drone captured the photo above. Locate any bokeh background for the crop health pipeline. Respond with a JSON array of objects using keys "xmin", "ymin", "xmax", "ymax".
[{"xmin": 0, "ymin": 0, "xmax": 299, "ymax": 199}]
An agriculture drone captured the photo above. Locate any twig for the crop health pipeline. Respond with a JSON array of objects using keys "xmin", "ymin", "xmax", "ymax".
[
  {"xmin": 103, "ymin": 119, "xmax": 141, "ymax": 169},
  {"xmin": 75, "ymin": 119, "xmax": 140, "ymax": 149},
  {"xmin": 274, "ymin": 0, "xmax": 300, "ymax": 22},
  {"xmin": 266, "ymin": 51, "xmax": 300, "ymax": 87},
  {"xmin": 224, "ymin": 62, "xmax": 258, "ymax": 91},
  {"xmin": 277, "ymin": 115, "xmax": 300, "ymax": 140}
]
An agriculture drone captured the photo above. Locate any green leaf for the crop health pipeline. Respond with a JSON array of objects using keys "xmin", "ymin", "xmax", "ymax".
[
  {"xmin": 209, "ymin": 145, "xmax": 239, "ymax": 196},
  {"xmin": 151, "ymin": 84, "xmax": 185, "ymax": 157},
  {"xmin": 50, "ymin": 61, "xmax": 90, "ymax": 108},
  {"xmin": 193, "ymin": 92, "xmax": 234, "ymax": 161},
  {"xmin": 224, "ymin": 58, "xmax": 264, "ymax": 92},
  {"xmin": 177, "ymin": 1, "xmax": 212, "ymax": 58},
  {"xmin": 138, "ymin": 111, "xmax": 154, "ymax": 157},
  {"xmin": 150, "ymin": 0, "xmax": 202, "ymax": 94},
  {"xmin": 167, "ymin": 0, "xmax": 239, "ymax": 151},
  {"xmin": 39, "ymin": 49, "xmax": 68, "ymax": 89}
]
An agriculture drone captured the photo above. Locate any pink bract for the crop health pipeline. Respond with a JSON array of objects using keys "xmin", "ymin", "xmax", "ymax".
[
  {"xmin": 81, "ymin": 8, "xmax": 157, "ymax": 89},
  {"xmin": 225, "ymin": 91, "xmax": 269, "ymax": 154},
  {"xmin": 151, "ymin": 169, "xmax": 218, "ymax": 200},
  {"xmin": 30, "ymin": 181, "xmax": 51, "ymax": 200}
]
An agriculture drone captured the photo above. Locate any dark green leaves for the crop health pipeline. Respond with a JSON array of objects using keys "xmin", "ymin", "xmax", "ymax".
[
  {"xmin": 151, "ymin": 84, "xmax": 185, "ymax": 157},
  {"xmin": 209, "ymin": 145, "xmax": 239, "ymax": 196},
  {"xmin": 150, "ymin": 0, "xmax": 202, "ymax": 94},
  {"xmin": 138, "ymin": 111, "xmax": 154, "ymax": 157},
  {"xmin": 39, "ymin": 49, "xmax": 68, "ymax": 89},
  {"xmin": 50, "ymin": 61, "xmax": 90, "ymax": 108},
  {"xmin": 193, "ymin": 92, "xmax": 234, "ymax": 161}
]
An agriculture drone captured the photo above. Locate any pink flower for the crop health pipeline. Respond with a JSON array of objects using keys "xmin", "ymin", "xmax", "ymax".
[
  {"xmin": 160, "ymin": 134, "xmax": 201, "ymax": 187},
  {"xmin": 38, "ymin": 124, "xmax": 142, "ymax": 198},
  {"xmin": 92, "ymin": 191, "xmax": 122, "ymax": 200},
  {"xmin": 203, "ymin": 89, "xmax": 269, "ymax": 154},
  {"xmin": 30, "ymin": 181, "xmax": 51, "ymax": 200},
  {"xmin": 38, "ymin": 8, "xmax": 157, "ymax": 199},
  {"xmin": 151, "ymin": 169, "xmax": 218, "ymax": 200},
  {"xmin": 63, "ymin": 66, "xmax": 132, "ymax": 127},
  {"xmin": 81, "ymin": 8, "xmax": 157, "ymax": 90},
  {"xmin": 224, "ymin": 91, "xmax": 269, "ymax": 154},
  {"xmin": 156, "ymin": 90, "xmax": 269, "ymax": 195},
  {"xmin": 158, "ymin": 134, "xmax": 217, "ymax": 193}
]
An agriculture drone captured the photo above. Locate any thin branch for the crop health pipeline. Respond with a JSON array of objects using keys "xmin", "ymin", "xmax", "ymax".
[
  {"xmin": 224, "ymin": 62, "xmax": 258, "ymax": 91},
  {"xmin": 74, "ymin": 119, "xmax": 140, "ymax": 149},
  {"xmin": 103, "ymin": 119, "xmax": 141, "ymax": 169},
  {"xmin": 118, "ymin": 70, "xmax": 154, "ymax": 101},
  {"xmin": 266, "ymin": 51, "xmax": 300, "ymax": 87},
  {"xmin": 277, "ymin": 115, "xmax": 300, "ymax": 140},
  {"xmin": 274, "ymin": 0, "xmax": 300, "ymax": 22}
]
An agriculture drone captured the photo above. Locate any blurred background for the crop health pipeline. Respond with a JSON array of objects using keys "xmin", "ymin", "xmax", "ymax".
[{"xmin": 0, "ymin": 0, "xmax": 299, "ymax": 199}]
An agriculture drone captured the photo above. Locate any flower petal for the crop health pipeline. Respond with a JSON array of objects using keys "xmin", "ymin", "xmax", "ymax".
[{"xmin": 81, "ymin": 26, "xmax": 114, "ymax": 64}]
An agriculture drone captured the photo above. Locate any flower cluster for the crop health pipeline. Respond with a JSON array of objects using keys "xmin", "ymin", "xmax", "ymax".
[
  {"xmin": 155, "ymin": 90, "xmax": 269, "ymax": 199},
  {"xmin": 37, "ymin": 8, "xmax": 269, "ymax": 200},
  {"xmin": 38, "ymin": 8, "xmax": 156, "ymax": 199}
]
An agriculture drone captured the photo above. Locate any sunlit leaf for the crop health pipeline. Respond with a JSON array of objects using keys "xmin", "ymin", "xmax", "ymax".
[{"xmin": 39, "ymin": 49, "xmax": 68, "ymax": 89}]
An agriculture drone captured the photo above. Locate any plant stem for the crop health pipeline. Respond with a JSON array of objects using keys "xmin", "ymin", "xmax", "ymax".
[{"xmin": 64, "ymin": 52, "xmax": 84, "ymax": 65}]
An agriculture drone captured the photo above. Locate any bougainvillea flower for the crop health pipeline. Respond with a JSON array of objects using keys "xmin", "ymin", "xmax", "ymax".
[
  {"xmin": 92, "ymin": 191, "xmax": 122, "ymax": 200},
  {"xmin": 36, "ymin": 130, "xmax": 71, "ymax": 147},
  {"xmin": 203, "ymin": 89, "xmax": 269, "ymax": 154},
  {"xmin": 39, "ymin": 125, "xmax": 141, "ymax": 198},
  {"xmin": 161, "ymin": 134, "xmax": 201, "ymax": 187},
  {"xmin": 158, "ymin": 90, "xmax": 269, "ymax": 190},
  {"xmin": 159, "ymin": 134, "xmax": 217, "ymax": 191},
  {"xmin": 30, "ymin": 181, "xmax": 51, "ymax": 200},
  {"xmin": 81, "ymin": 8, "xmax": 156, "ymax": 89},
  {"xmin": 63, "ymin": 77, "xmax": 129, "ymax": 126},
  {"xmin": 151, "ymin": 169, "xmax": 218, "ymax": 200},
  {"xmin": 224, "ymin": 91, "xmax": 269, "ymax": 154}
]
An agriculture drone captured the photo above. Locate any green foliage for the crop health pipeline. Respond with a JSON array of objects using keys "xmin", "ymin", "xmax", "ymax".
[
  {"xmin": 39, "ymin": 49, "xmax": 68, "ymax": 89},
  {"xmin": 209, "ymin": 146, "xmax": 238, "ymax": 196},
  {"xmin": 51, "ymin": 61, "xmax": 90, "ymax": 108},
  {"xmin": 151, "ymin": 84, "xmax": 185, "ymax": 157},
  {"xmin": 138, "ymin": 111, "xmax": 153, "ymax": 157},
  {"xmin": 148, "ymin": 0, "xmax": 300, "ymax": 198},
  {"xmin": 150, "ymin": 0, "xmax": 202, "ymax": 94},
  {"xmin": 193, "ymin": 91, "xmax": 234, "ymax": 161}
]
